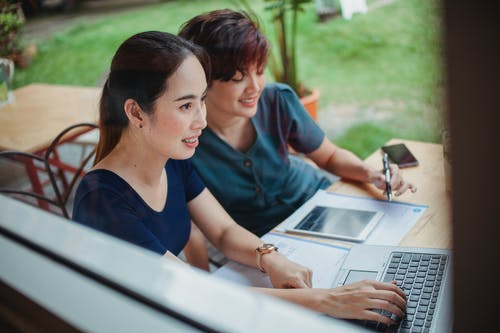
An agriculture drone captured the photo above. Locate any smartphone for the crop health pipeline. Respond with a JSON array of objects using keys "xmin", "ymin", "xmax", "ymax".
[{"xmin": 381, "ymin": 143, "xmax": 419, "ymax": 168}]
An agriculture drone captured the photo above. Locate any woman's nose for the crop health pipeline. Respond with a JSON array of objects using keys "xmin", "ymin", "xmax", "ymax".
[
  {"xmin": 192, "ymin": 103, "xmax": 207, "ymax": 130},
  {"xmin": 246, "ymin": 73, "xmax": 262, "ymax": 92}
]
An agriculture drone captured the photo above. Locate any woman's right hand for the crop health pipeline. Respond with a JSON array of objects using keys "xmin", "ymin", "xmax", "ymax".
[
  {"xmin": 314, "ymin": 280, "xmax": 407, "ymax": 325},
  {"xmin": 263, "ymin": 251, "xmax": 313, "ymax": 289}
]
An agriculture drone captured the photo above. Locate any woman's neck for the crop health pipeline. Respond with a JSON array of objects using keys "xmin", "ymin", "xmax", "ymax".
[
  {"xmin": 208, "ymin": 117, "xmax": 248, "ymax": 138},
  {"xmin": 207, "ymin": 111, "xmax": 255, "ymax": 152},
  {"xmin": 93, "ymin": 131, "xmax": 166, "ymax": 186},
  {"xmin": 206, "ymin": 106, "xmax": 245, "ymax": 134}
]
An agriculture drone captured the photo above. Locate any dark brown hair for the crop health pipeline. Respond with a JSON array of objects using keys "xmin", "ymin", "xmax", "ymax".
[
  {"xmin": 94, "ymin": 31, "xmax": 210, "ymax": 164},
  {"xmin": 179, "ymin": 9, "xmax": 269, "ymax": 81}
]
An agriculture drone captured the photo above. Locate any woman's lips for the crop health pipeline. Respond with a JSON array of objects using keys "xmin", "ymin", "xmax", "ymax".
[
  {"xmin": 182, "ymin": 136, "xmax": 200, "ymax": 148},
  {"xmin": 240, "ymin": 96, "xmax": 258, "ymax": 107}
]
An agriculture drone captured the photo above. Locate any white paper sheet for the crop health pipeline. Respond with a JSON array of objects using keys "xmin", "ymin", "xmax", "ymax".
[
  {"xmin": 275, "ymin": 190, "xmax": 427, "ymax": 246},
  {"xmin": 212, "ymin": 233, "xmax": 349, "ymax": 288}
]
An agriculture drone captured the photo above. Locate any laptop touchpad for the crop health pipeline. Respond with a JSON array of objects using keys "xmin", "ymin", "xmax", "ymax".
[{"xmin": 343, "ymin": 270, "xmax": 378, "ymax": 285}]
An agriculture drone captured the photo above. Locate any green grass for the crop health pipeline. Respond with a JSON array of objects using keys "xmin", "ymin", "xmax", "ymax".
[
  {"xmin": 286, "ymin": 0, "xmax": 443, "ymax": 156},
  {"xmin": 14, "ymin": 0, "xmax": 238, "ymax": 87},
  {"xmin": 333, "ymin": 122, "xmax": 399, "ymax": 159},
  {"xmin": 14, "ymin": 0, "xmax": 442, "ymax": 157}
]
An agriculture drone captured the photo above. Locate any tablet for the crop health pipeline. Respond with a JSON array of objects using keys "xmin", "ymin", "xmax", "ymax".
[{"xmin": 285, "ymin": 206, "xmax": 383, "ymax": 242}]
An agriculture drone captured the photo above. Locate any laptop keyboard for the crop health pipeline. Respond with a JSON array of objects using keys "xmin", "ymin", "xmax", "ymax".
[{"xmin": 364, "ymin": 251, "xmax": 449, "ymax": 333}]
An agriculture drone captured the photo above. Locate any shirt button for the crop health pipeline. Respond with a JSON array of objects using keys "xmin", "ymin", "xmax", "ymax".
[
  {"xmin": 244, "ymin": 159, "xmax": 252, "ymax": 167},
  {"xmin": 255, "ymin": 186, "xmax": 261, "ymax": 193}
]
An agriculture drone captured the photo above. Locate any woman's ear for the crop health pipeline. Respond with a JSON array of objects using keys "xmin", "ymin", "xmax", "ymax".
[{"xmin": 124, "ymin": 99, "xmax": 144, "ymax": 129}]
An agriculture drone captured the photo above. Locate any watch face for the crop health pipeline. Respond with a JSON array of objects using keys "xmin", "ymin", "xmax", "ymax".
[{"xmin": 258, "ymin": 243, "xmax": 277, "ymax": 252}]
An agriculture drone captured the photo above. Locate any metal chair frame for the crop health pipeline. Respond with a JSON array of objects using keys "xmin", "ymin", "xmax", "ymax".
[
  {"xmin": 0, "ymin": 123, "xmax": 98, "ymax": 218},
  {"xmin": 44, "ymin": 122, "xmax": 98, "ymax": 218},
  {"xmin": 0, "ymin": 151, "xmax": 62, "ymax": 210}
]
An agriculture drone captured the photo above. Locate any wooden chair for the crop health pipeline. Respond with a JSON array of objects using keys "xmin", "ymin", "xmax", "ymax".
[{"xmin": 0, "ymin": 123, "xmax": 98, "ymax": 218}]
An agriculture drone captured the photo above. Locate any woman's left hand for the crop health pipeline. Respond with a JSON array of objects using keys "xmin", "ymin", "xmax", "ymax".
[
  {"xmin": 262, "ymin": 252, "xmax": 313, "ymax": 289},
  {"xmin": 370, "ymin": 164, "xmax": 417, "ymax": 197}
]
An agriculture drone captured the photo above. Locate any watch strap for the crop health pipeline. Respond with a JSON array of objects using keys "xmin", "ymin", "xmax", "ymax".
[{"xmin": 255, "ymin": 243, "xmax": 278, "ymax": 273}]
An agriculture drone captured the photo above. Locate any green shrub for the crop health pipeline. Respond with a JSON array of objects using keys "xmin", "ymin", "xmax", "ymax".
[{"xmin": 0, "ymin": 1, "xmax": 24, "ymax": 57}]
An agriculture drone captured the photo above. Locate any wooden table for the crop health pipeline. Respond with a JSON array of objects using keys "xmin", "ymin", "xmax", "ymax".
[
  {"xmin": 0, "ymin": 83, "xmax": 100, "ymax": 153},
  {"xmin": 328, "ymin": 138, "xmax": 452, "ymax": 249},
  {"xmin": 0, "ymin": 83, "xmax": 101, "ymax": 208}
]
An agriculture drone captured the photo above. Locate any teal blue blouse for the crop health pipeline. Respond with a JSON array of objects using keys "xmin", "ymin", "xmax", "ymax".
[{"xmin": 192, "ymin": 83, "xmax": 335, "ymax": 236}]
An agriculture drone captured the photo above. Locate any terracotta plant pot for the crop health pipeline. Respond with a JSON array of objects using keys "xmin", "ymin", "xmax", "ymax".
[
  {"xmin": 7, "ymin": 44, "xmax": 37, "ymax": 69},
  {"xmin": 300, "ymin": 89, "xmax": 320, "ymax": 121}
]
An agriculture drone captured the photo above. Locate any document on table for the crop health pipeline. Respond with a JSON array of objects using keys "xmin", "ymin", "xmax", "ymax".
[
  {"xmin": 275, "ymin": 190, "xmax": 427, "ymax": 246},
  {"xmin": 213, "ymin": 190, "xmax": 426, "ymax": 288},
  {"xmin": 212, "ymin": 232, "xmax": 349, "ymax": 288}
]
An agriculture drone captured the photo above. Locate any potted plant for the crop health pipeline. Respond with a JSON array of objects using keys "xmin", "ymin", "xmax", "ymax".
[
  {"xmin": 0, "ymin": 0, "xmax": 32, "ymax": 68},
  {"xmin": 240, "ymin": 0, "xmax": 320, "ymax": 120}
]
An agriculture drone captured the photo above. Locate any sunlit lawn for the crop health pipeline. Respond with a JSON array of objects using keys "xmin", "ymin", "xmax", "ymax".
[{"xmin": 14, "ymin": 0, "xmax": 442, "ymax": 158}]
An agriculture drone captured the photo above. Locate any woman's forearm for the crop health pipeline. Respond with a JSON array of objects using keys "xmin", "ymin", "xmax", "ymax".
[
  {"xmin": 189, "ymin": 189, "xmax": 313, "ymax": 288},
  {"xmin": 216, "ymin": 222, "xmax": 264, "ymax": 267},
  {"xmin": 325, "ymin": 147, "xmax": 377, "ymax": 183},
  {"xmin": 308, "ymin": 138, "xmax": 377, "ymax": 183},
  {"xmin": 253, "ymin": 287, "xmax": 322, "ymax": 312},
  {"xmin": 188, "ymin": 189, "xmax": 263, "ymax": 268}
]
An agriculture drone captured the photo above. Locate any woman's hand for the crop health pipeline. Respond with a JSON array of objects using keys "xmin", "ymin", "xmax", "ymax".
[
  {"xmin": 315, "ymin": 280, "xmax": 407, "ymax": 325},
  {"xmin": 370, "ymin": 164, "xmax": 417, "ymax": 197},
  {"xmin": 261, "ymin": 252, "xmax": 313, "ymax": 289}
]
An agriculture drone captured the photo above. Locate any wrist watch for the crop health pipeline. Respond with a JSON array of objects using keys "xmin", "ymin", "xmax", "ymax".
[{"xmin": 255, "ymin": 243, "xmax": 278, "ymax": 273}]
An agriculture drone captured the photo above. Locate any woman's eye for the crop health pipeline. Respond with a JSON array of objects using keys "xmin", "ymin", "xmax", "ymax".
[
  {"xmin": 231, "ymin": 72, "xmax": 244, "ymax": 82},
  {"xmin": 180, "ymin": 103, "xmax": 192, "ymax": 111}
]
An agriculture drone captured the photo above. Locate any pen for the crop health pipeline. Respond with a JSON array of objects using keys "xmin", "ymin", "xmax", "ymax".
[{"xmin": 383, "ymin": 153, "xmax": 393, "ymax": 201}]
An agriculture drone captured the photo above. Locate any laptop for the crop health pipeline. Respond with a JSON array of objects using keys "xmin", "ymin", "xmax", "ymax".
[{"xmin": 331, "ymin": 244, "xmax": 453, "ymax": 333}]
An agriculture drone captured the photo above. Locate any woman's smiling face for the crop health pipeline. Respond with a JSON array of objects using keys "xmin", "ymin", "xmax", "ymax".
[
  {"xmin": 206, "ymin": 63, "xmax": 266, "ymax": 119},
  {"xmin": 143, "ymin": 54, "xmax": 208, "ymax": 160}
]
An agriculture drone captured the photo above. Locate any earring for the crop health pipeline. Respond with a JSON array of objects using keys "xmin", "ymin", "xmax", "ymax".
[{"xmin": 139, "ymin": 124, "xmax": 143, "ymax": 128}]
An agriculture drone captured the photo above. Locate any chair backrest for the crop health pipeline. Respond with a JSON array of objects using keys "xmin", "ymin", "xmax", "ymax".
[
  {"xmin": 0, "ymin": 150, "xmax": 62, "ymax": 211},
  {"xmin": 44, "ymin": 122, "xmax": 98, "ymax": 218},
  {"xmin": 0, "ymin": 123, "xmax": 98, "ymax": 219}
]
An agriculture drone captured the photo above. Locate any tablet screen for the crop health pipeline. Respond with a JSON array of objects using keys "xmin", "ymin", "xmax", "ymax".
[{"xmin": 292, "ymin": 206, "xmax": 380, "ymax": 239}]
